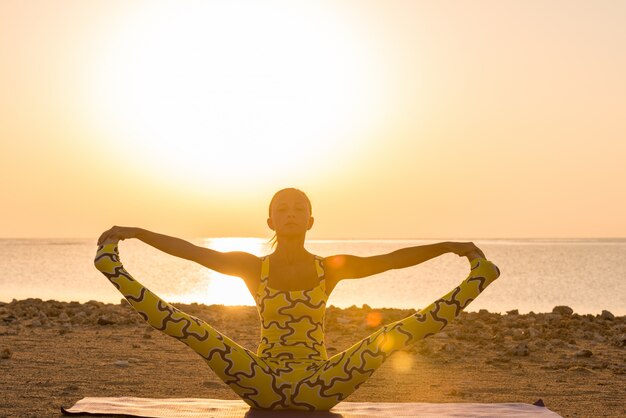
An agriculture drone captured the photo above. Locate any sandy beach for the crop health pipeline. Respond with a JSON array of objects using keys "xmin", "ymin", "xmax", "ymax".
[{"xmin": 1, "ymin": 299, "xmax": 624, "ymax": 418}]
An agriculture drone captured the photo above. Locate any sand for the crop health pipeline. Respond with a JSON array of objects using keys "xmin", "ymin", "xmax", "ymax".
[{"xmin": 0, "ymin": 299, "xmax": 624, "ymax": 418}]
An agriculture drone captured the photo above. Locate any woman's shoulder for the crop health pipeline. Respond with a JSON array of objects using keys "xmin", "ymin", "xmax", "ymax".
[{"xmin": 316, "ymin": 254, "xmax": 356, "ymax": 284}]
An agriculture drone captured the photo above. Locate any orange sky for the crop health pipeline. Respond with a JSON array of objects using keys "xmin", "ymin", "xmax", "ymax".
[{"xmin": 1, "ymin": 1, "xmax": 625, "ymax": 240}]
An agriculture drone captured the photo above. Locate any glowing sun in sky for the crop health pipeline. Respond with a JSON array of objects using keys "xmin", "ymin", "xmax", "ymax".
[{"xmin": 87, "ymin": 2, "xmax": 388, "ymax": 190}]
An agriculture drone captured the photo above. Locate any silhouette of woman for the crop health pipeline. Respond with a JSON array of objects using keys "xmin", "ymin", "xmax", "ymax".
[{"xmin": 95, "ymin": 187, "xmax": 500, "ymax": 410}]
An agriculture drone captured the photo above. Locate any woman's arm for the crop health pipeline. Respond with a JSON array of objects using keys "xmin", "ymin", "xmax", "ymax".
[
  {"xmin": 96, "ymin": 226, "xmax": 259, "ymax": 280},
  {"xmin": 324, "ymin": 241, "xmax": 486, "ymax": 292},
  {"xmin": 134, "ymin": 228, "xmax": 198, "ymax": 260},
  {"xmin": 98, "ymin": 226, "xmax": 197, "ymax": 260},
  {"xmin": 132, "ymin": 229, "xmax": 258, "ymax": 279}
]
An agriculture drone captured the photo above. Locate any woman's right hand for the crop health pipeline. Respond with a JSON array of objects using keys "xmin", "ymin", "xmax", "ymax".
[{"xmin": 97, "ymin": 226, "xmax": 138, "ymax": 245}]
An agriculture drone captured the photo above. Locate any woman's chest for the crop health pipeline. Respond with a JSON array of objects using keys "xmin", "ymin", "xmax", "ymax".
[{"xmin": 268, "ymin": 263, "xmax": 320, "ymax": 290}]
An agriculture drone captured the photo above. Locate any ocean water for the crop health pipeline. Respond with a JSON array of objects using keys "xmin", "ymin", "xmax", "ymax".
[{"xmin": 0, "ymin": 238, "xmax": 624, "ymax": 315}]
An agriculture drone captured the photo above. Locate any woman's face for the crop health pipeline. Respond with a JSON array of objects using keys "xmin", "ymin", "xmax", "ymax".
[{"xmin": 268, "ymin": 190, "xmax": 313, "ymax": 236}]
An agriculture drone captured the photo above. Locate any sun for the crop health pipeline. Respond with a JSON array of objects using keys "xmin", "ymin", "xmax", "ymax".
[{"xmin": 86, "ymin": 2, "xmax": 388, "ymax": 190}]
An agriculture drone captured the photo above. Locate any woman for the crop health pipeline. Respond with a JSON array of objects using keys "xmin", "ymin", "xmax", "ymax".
[{"xmin": 95, "ymin": 187, "xmax": 500, "ymax": 411}]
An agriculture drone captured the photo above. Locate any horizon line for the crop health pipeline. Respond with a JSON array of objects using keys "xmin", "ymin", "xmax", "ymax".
[{"xmin": 1, "ymin": 236, "xmax": 625, "ymax": 241}]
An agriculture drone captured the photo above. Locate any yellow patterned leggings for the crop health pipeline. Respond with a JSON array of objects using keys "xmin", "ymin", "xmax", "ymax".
[{"xmin": 94, "ymin": 243, "xmax": 500, "ymax": 410}]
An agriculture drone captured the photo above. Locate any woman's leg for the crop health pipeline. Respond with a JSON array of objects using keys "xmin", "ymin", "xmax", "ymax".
[
  {"xmin": 93, "ymin": 243, "xmax": 285, "ymax": 409},
  {"xmin": 293, "ymin": 257, "xmax": 501, "ymax": 410}
]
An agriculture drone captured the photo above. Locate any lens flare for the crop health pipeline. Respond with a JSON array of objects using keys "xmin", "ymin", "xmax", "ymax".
[
  {"xmin": 365, "ymin": 311, "xmax": 383, "ymax": 328},
  {"xmin": 390, "ymin": 350, "xmax": 414, "ymax": 373}
]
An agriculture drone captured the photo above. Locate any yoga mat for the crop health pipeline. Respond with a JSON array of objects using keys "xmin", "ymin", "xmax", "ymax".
[{"xmin": 61, "ymin": 397, "xmax": 563, "ymax": 417}]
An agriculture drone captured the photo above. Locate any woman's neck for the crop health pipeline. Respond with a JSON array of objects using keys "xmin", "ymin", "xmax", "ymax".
[{"xmin": 272, "ymin": 236, "xmax": 309, "ymax": 265}]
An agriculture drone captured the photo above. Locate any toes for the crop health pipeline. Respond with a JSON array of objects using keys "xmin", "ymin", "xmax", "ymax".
[
  {"xmin": 470, "ymin": 259, "xmax": 500, "ymax": 280},
  {"xmin": 492, "ymin": 263, "xmax": 501, "ymax": 278},
  {"xmin": 94, "ymin": 243, "xmax": 120, "ymax": 271}
]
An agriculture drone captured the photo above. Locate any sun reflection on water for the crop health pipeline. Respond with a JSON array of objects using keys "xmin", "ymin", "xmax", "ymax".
[{"xmin": 195, "ymin": 237, "xmax": 268, "ymax": 306}]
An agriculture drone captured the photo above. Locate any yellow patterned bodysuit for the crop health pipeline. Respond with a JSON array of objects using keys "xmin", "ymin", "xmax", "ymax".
[{"xmin": 94, "ymin": 243, "xmax": 500, "ymax": 410}]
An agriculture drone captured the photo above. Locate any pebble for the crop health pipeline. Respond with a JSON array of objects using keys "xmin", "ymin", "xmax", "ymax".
[
  {"xmin": 611, "ymin": 334, "xmax": 626, "ymax": 347},
  {"xmin": 600, "ymin": 310, "xmax": 615, "ymax": 320},
  {"xmin": 568, "ymin": 366, "xmax": 593, "ymax": 373},
  {"xmin": 511, "ymin": 342, "xmax": 530, "ymax": 356},
  {"xmin": 86, "ymin": 300, "xmax": 104, "ymax": 308},
  {"xmin": 511, "ymin": 329, "xmax": 527, "ymax": 341},
  {"xmin": 114, "ymin": 360, "xmax": 129, "ymax": 368},
  {"xmin": 478, "ymin": 309, "xmax": 490, "ymax": 318},
  {"xmin": 574, "ymin": 349, "xmax": 593, "ymax": 358},
  {"xmin": 97, "ymin": 316, "xmax": 116, "ymax": 326},
  {"xmin": 552, "ymin": 306, "xmax": 574, "ymax": 315},
  {"xmin": 1, "ymin": 348, "xmax": 12, "ymax": 359}
]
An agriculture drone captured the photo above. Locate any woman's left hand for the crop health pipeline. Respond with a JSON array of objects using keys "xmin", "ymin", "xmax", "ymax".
[
  {"xmin": 447, "ymin": 242, "xmax": 486, "ymax": 259},
  {"xmin": 97, "ymin": 226, "xmax": 138, "ymax": 246}
]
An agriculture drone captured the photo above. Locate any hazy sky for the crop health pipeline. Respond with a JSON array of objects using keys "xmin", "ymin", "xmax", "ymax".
[{"xmin": 2, "ymin": 0, "xmax": 625, "ymax": 240}]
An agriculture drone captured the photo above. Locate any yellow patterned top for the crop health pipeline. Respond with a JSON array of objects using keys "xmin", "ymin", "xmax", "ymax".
[{"xmin": 255, "ymin": 255, "xmax": 328, "ymax": 362}]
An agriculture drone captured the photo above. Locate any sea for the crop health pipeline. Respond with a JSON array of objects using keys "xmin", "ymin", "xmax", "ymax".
[{"xmin": 0, "ymin": 238, "xmax": 624, "ymax": 315}]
